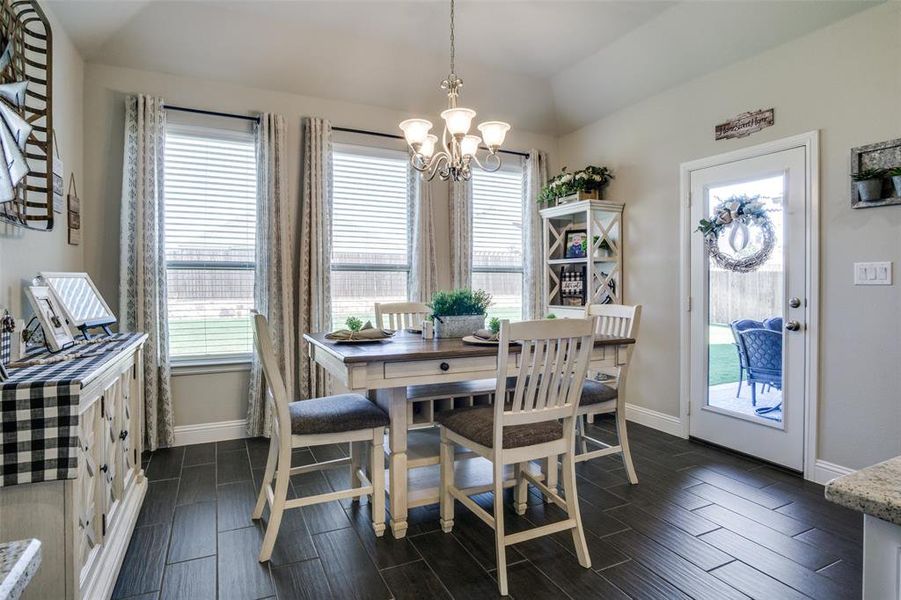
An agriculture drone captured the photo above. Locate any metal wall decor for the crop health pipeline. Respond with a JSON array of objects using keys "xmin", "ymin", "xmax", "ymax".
[
  {"xmin": 697, "ymin": 195, "xmax": 775, "ymax": 273},
  {"xmin": 849, "ymin": 137, "xmax": 901, "ymax": 209},
  {"xmin": 0, "ymin": 0, "xmax": 52, "ymax": 230}
]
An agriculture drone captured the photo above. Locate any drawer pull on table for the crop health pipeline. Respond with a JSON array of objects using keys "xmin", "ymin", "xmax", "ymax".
[{"xmin": 439, "ymin": 362, "xmax": 450, "ymax": 372}]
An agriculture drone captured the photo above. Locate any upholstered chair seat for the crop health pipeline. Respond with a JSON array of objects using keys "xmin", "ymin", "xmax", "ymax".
[
  {"xmin": 436, "ymin": 406, "xmax": 563, "ymax": 449},
  {"xmin": 288, "ymin": 394, "xmax": 390, "ymax": 435},
  {"xmin": 579, "ymin": 380, "xmax": 618, "ymax": 406}
]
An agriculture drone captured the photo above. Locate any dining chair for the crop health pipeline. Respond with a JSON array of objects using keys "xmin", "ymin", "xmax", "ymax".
[
  {"xmin": 250, "ymin": 312, "xmax": 389, "ymax": 562},
  {"xmin": 374, "ymin": 301, "xmax": 430, "ymax": 330},
  {"xmin": 573, "ymin": 303, "xmax": 642, "ymax": 485},
  {"xmin": 436, "ymin": 317, "xmax": 596, "ymax": 596}
]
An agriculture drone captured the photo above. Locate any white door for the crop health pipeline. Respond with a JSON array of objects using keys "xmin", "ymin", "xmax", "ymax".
[{"xmin": 688, "ymin": 145, "xmax": 808, "ymax": 470}]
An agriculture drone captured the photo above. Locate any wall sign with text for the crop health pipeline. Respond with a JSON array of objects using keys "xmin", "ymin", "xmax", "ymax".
[{"xmin": 715, "ymin": 109, "xmax": 775, "ymax": 140}]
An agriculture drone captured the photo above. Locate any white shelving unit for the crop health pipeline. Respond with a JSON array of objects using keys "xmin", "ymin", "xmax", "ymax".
[{"xmin": 540, "ymin": 199, "xmax": 624, "ymax": 317}]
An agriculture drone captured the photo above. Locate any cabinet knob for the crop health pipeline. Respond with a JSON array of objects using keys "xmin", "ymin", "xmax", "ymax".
[
  {"xmin": 120, "ymin": 430, "xmax": 128, "ymax": 441},
  {"xmin": 100, "ymin": 464, "xmax": 108, "ymax": 473},
  {"xmin": 439, "ymin": 362, "xmax": 450, "ymax": 372}
]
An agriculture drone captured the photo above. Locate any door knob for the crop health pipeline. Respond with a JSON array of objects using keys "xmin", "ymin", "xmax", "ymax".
[
  {"xmin": 789, "ymin": 297, "xmax": 802, "ymax": 308},
  {"xmin": 785, "ymin": 320, "xmax": 801, "ymax": 332}
]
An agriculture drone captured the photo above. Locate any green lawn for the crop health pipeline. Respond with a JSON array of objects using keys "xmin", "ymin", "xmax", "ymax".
[{"xmin": 709, "ymin": 343, "xmax": 740, "ymax": 386}]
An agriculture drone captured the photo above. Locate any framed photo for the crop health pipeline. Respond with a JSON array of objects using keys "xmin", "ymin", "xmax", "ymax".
[
  {"xmin": 564, "ymin": 230, "xmax": 588, "ymax": 259},
  {"xmin": 25, "ymin": 286, "xmax": 76, "ymax": 352},
  {"xmin": 40, "ymin": 272, "xmax": 116, "ymax": 335}
]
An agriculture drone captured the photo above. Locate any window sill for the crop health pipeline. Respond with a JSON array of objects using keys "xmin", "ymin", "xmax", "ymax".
[{"xmin": 171, "ymin": 356, "xmax": 252, "ymax": 376}]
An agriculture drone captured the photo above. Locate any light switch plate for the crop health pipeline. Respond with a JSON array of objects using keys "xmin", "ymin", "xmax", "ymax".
[{"xmin": 854, "ymin": 261, "xmax": 892, "ymax": 285}]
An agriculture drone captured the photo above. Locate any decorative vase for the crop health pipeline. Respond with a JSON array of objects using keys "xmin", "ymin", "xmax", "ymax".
[
  {"xmin": 893, "ymin": 176, "xmax": 901, "ymax": 198},
  {"xmin": 857, "ymin": 179, "xmax": 883, "ymax": 202},
  {"xmin": 433, "ymin": 314, "xmax": 485, "ymax": 338}
]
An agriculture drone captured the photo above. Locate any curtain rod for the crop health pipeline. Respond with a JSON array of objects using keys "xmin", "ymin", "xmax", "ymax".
[
  {"xmin": 164, "ymin": 104, "xmax": 261, "ymax": 123},
  {"xmin": 333, "ymin": 125, "xmax": 530, "ymax": 158},
  {"xmin": 161, "ymin": 108, "xmax": 531, "ymax": 158}
]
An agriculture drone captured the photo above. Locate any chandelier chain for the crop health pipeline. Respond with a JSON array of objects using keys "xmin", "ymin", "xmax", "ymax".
[{"xmin": 449, "ymin": 0, "xmax": 455, "ymax": 74}]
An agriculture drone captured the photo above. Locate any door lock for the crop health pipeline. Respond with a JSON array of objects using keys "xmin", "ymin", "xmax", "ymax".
[
  {"xmin": 785, "ymin": 320, "xmax": 801, "ymax": 332},
  {"xmin": 788, "ymin": 297, "xmax": 802, "ymax": 308}
]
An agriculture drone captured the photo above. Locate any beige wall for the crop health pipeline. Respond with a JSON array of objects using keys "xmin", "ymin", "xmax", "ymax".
[
  {"xmin": 0, "ymin": 3, "xmax": 84, "ymax": 317},
  {"xmin": 81, "ymin": 63, "xmax": 557, "ymax": 427},
  {"xmin": 558, "ymin": 2, "xmax": 901, "ymax": 470}
]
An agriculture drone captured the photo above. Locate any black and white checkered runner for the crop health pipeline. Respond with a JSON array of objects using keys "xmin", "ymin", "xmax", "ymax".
[{"xmin": 1, "ymin": 333, "xmax": 145, "ymax": 487}]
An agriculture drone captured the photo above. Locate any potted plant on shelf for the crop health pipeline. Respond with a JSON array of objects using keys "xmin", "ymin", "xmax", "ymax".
[
  {"xmin": 428, "ymin": 288, "xmax": 492, "ymax": 338},
  {"xmin": 540, "ymin": 165, "xmax": 614, "ymax": 206},
  {"xmin": 852, "ymin": 168, "xmax": 886, "ymax": 202},
  {"xmin": 890, "ymin": 167, "xmax": 901, "ymax": 198}
]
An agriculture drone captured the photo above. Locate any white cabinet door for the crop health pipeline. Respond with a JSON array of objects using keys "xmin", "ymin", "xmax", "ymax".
[{"xmin": 75, "ymin": 400, "xmax": 102, "ymax": 585}]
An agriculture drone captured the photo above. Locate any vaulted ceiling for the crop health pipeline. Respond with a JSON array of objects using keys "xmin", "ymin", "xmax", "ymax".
[{"xmin": 47, "ymin": 0, "xmax": 879, "ymax": 135}]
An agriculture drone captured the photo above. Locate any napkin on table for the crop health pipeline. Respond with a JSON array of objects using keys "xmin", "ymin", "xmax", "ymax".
[
  {"xmin": 473, "ymin": 329, "xmax": 499, "ymax": 342},
  {"xmin": 325, "ymin": 321, "xmax": 395, "ymax": 341}
]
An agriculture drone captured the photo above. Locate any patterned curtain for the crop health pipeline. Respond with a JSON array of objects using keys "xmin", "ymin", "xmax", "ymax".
[
  {"xmin": 449, "ymin": 178, "xmax": 473, "ymax": 289},
  {"xmin": 298, "ymin": 117, "xmax": 333, "ymax": 400},
  {"xmin": 119, "ymin": 95, "xmax": 174, "ymax": 451},
  {"xmin": 523, "ymin": 150, "xmax": 548, "ymax": 319},
  {"xmin": 408, "ymin": 167, "xmax": 438, "ymax": 303},
  {"xmin": 246, "ymin": 114, "xmax": 291, "ymax": 437}
]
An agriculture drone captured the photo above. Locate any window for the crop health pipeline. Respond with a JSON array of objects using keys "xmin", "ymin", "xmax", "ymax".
[
  {"xmin": 472, "ymin": 164, "xmax": 525, "ymax": 321},
  {"xmin": 331, "ymin": 145, "xmax": 410, "ymax": 330},
  {"xmin": 163, "ymin": 124, "xmax": 257, "ymax": 360}
]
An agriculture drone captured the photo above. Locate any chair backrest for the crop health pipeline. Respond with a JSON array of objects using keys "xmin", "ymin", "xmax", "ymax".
[
  {"xmin": 730, "ymin": 319, "xmax": 762, "ymax": 367},
  {"xmin": 494, "ymin": 318, "xmax": 596, "ymax": 438},
  {"xmin": 374, "ymin": 302, "xmax": 430, "ymax": 330},
  {"xmin": 763, "ymin": 317, "xmax": 783, "ymax": 332},
  {"xmin": 740, "ymin": 328, "xmax": 783, "ymax": 374},
  {"xmin": 585, "ymin": 303, "xmax": 641, "ymax": 339},
  {"xmin": 251, "ymin": 311, "xmax": 291, "ymax": 440}
]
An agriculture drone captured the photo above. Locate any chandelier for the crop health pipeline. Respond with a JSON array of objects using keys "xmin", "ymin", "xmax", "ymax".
[{"xmin": 399, "ymin": 0, "xmax": 511, "ymax": 182}]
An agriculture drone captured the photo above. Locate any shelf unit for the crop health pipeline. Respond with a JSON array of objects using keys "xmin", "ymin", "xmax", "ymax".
[{"xmin": 540, "ymin": 199, "xmax": 624, "ymax": 317}]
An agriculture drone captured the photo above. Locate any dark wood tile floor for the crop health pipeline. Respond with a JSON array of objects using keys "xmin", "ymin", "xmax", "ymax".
[{"xmin": 113, "ymin": 416, "xmax": 862, "ymax": 599}]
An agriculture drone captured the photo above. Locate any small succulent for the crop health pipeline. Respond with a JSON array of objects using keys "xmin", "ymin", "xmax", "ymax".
[
  {"xmin": 889, "ymin": 167, "xmax": 901, "ymax": 177},
  {"xmin": 546, "ymin": 313, "xmax": 557, "ymax": 320},
  {"xmin": 488, "ymin": 317, "xmax": 501, "ymax": 334},
  {"xmin": 852, "ymin": 168, "xmax": 886, "ymax": 181},
  {"xmin": 345, "ymin": 316, "xmax": 363, "ymax": 332}
]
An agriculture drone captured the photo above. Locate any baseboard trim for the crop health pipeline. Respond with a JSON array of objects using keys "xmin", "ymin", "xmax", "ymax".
[
  {"xmin": 624, "ymin": 403, "xmax": 684, "ymax": 438},
  {"xmin": 173, "ymin": 419, "xmax": 249, "ymax": 446},
  {"xmin": 812, "ymin": 459, "xmax": 855, "ymax": 486}
]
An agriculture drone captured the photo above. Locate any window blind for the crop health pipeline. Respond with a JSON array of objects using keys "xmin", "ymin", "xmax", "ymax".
[
  {"xmin": 163, "ymin": 125, "xmax": 257, "ymax": 359},
  {"xmin": 472, "ymin": 166, "xmax": 525, "ymax": 321},
  {"xmin": 331, "ymin": 146, "xmax": 410, "ymax": 329}
]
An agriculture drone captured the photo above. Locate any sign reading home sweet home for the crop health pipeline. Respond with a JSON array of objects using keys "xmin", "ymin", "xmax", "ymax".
[{"xmin": 715, "ymin": 108, "xmax": 775, "ymax": 140}]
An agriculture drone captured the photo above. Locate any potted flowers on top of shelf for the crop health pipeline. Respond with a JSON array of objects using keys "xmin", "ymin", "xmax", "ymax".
[
  {"xmin": 428, "ymin": 288, "xmax": 492, "ymax": 338},
  {"xmin": 540, "ymin": 165, "xmax": 614, "ymax": 206}
]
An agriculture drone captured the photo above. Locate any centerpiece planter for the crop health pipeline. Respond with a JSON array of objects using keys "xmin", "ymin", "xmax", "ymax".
[
  {"xmin": 428, "ymin": 288, "xmax": 492, "ymax": 339},
  {"xmin": 433, "ymin": 314, "xmax": 485, "ymax": 338}
]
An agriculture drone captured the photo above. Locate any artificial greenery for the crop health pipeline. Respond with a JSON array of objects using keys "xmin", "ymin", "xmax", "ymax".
[
  {"xmin": 852, "ymin": 168, "xmax": 886, "ymax": 181},
  {"xmin": 539, "ymin": 165, "xmax": 614, "ymax": 204},
  {"xmin": 546, "ymin": 313, "xmax": 557, "ymax": 319},
  {"xmin": 345, "ymin": 316, "xmax": 363, "ymax": 332},
  {"xmin": 428, "ymin": 288, "xmax": 492, "ymax": 318},
  {"xmin": 488, "ymin": 317, "xmax": 501, "ymax": 334},
  {"xmin": 889, "ymin": 167, "xmax": 901, "ymax": 177},
  {"xmin": 696, "ymin": 194, "xmax": 767, "ymax": 239}
]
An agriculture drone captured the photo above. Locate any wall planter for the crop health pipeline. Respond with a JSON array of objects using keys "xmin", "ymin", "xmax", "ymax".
[{"xmin": 850, "ymin": 138, "xmax": 901, "ymax": 209}]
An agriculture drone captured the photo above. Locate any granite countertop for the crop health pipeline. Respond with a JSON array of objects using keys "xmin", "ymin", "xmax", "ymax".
[
  {"xmin": 825, "ymin": 456, "xmax": 901, "ymax": 526},
  {"xmin": 0, "ymin": 539, "xmax": 41, "ymax": 600}
]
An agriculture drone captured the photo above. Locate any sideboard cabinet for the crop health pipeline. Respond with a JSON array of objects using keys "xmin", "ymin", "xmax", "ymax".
[{"xmin": 0, "ymin": 334, "xmax": 148, "ymax": 599}]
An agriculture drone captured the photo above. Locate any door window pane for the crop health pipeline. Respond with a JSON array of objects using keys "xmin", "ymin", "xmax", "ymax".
[{"xmin": 705, "ymin": 175, "xmax": 784, "ymax": 423}]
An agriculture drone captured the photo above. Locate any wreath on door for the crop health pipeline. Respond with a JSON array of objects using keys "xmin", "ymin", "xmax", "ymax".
[{"xmin": 696, "ymin": 194, "xmax": 775, "ymax": 273}]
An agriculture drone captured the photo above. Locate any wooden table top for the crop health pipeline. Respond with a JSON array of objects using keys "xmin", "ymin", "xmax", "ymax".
[{"xmin": 304, "ymin": 331, "xmax": 634, "ymax": 364}]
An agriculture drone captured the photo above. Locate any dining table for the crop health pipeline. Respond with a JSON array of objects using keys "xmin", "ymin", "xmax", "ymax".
[{"xmin": 303, "ymin": 329, "xmax": 635, "ymax": 539}]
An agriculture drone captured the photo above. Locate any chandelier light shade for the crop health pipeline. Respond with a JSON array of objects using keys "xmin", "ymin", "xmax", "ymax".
[{"xmin": 399, "ymin": 0, "xmax": 511, "ymax": 182}]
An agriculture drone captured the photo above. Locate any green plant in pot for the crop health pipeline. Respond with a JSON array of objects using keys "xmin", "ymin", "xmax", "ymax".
[
  {"xmin": 428, "ymin": 289, "xmax": 492, "ymax": 338},
  {"xmin": 539, "ymin": 165, "xmax": 614, "ymax": 206},
  {"xmin": 890, "ymin": 167, "xmax": 901, "ymax": 198},
  {"xmin": 852, "ymin": 168, "xmax": 886, "ymax": 202}
]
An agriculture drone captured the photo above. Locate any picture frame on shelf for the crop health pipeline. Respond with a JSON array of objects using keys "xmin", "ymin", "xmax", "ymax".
[
  {"xmin": 564, "ymin": 230, "xmax": 587, "ymax": 259},
  {"xmin": 40, "ymin": 271, "xmax": 116, "ymax": 337},
  {"xmin": 25, "ymin": 286, "xmax": 76, "ymax": 352}
]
